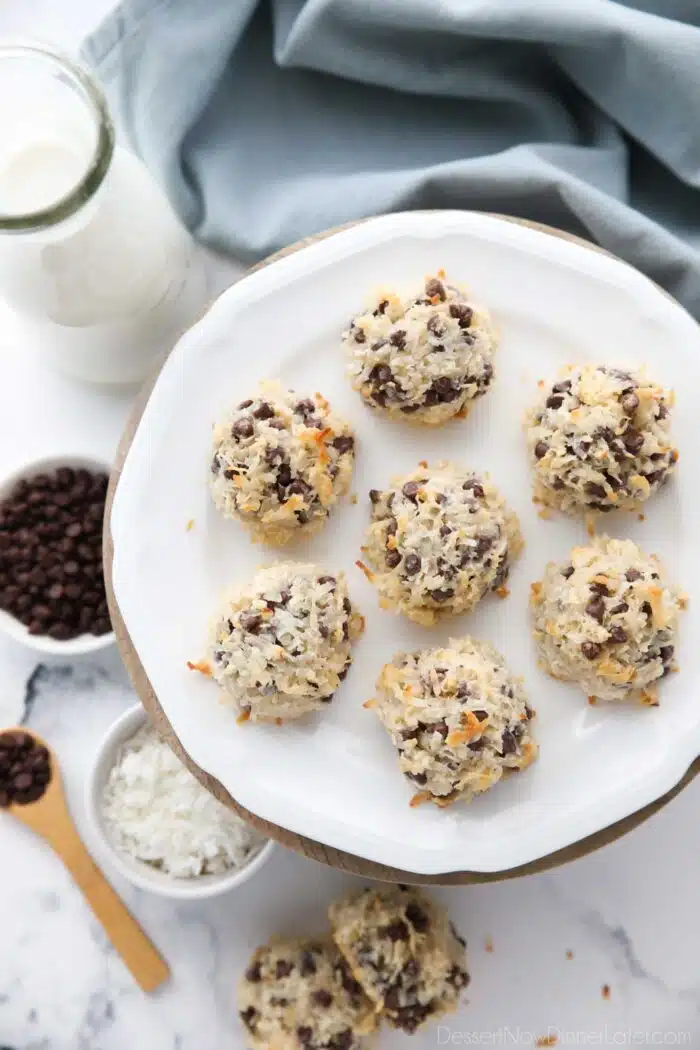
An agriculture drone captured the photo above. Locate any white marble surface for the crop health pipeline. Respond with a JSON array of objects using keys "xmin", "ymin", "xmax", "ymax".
[{"xmin": 1, "ymin": 2, "xmax": 700, "ymax": 1048}]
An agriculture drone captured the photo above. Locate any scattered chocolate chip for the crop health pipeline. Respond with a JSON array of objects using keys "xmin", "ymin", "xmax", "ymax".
[
  {"xmin": 407, "ymin": 771, "xmax": 427, "ymax": 785},
  {"xmin": 447, "ymin": 965, "xmax": 470, "ymax": 989},
  {"xmin": 610, "ymin": 602, "xmax": 629, "ymax": 615},
  {"xmin": 425, "ymin": 277, "xmax": 446, "ymax": 300},
  {"xmin": 294, "ymin": 399, "xmax": 316, "ymax": 418},
  {"xmin": 581, "ymin": 641, "xmax": 602, "ymax": 660},
  {"xmin": 585, "ymin": 482, "xmax": 607, "ymax": 499},
  {"xmin": 300, "ymin": 951, "xmax": 317, "ymax": 977},
  {"xmin": 402, "ymin": 481, "xmax": 420, "ymax": 502},
  {"xmin": 660, "ymin": 645, "xmax": 674, "ymax": 664},
  {"xmin": 245, "ymin": 962, "xmax": 262, "ymax": 983},
  {"xmin": 589, "ymin": 580, "xmax": 610, "ymax": 596},
  {"xmin": 385, "ymin": 550, "xmax": 402, "ymax": 569},
  {"xmin": 534, "ymin": 441, "xmax": 548, "ymax": 460},
  {"xmin": 384, "ymin": 920, "xmax": 410, "ymax": 942},
  {"xmin": 312, "ymin": 989, "xmax": 333, "ymax": 1008},
  {"xmin": 586, "ymin": 596, "xmax": 606, "ymax": 623},
  {"xmin": 641, "ymin": 601, "xmax": 652, "ymax": 618},
  {"xmin": 238, "ymin": 399, "xmax": 253, "ymax": 410},
  {"xmin": 625, "ymin": 568, "xmax": 642, "ymax": 583},
  {"xmin": 253, "ymin": 402, "xmax": 275, "ymax": 420},
  {"xmin": 552, "ymin": 380, "xmax": 572, "ymax": 394},
  {"xmin": 608, "ymin": 626, "xmax": 627, "ymax": 644},
  {"xmin": 369, "ymin": 489, "xmax": 381, "ymax": 504},
  {"xmin": 623, "ymin": 428, "xmax": 644, "ymax": 454},
  {"xmin": 232, "ymin": 418, "xmax": 254, "ymax": 440},
  {"xmin": 425, "ymin": 377, "xmax": 459, "ymax": 404},
  {"xmin": 275, "ymin": 959, "xmax": 294, "ymax": 979},
  {"xmin": 462, "ymin": 479, "xmax": 484, "ymax": 498},
  {"xmin": 426, "ymin": 314, "xmax": 445, "ymax": 336},
  {"xmin": 297, "ymin": 1026, "xmax": 314, "ymax": 1046},
  {"xmin": 546, "ymin": 394, "xmax": 564, "ymax": 410},
  {"xmin": 353, "ymin": 328, "xmax": 366, "ymax": 344},
  {"xmin": 561, "ymin": 565, "xmax": 575, "ymax": 579},
  {"xmin": 328, "ymin": 1030, "xmax": 353, "ymax": 1050},
  {"xmin": 239, "ymin": 611, "xmax": 262, "ymax": 634},
  {"xmin": 403, "ymin": 553, "xmax": 421, "ymax": 575},
  {"xmin": 389, "ymin": 329, "xmax": 407, "ymax": 349},
  {"xmin": 430, "ymin": 588, "xmax": 454, "ymax": 602},
  {"xmin": 620, "ymin": 391, "xmax": 639, "ymax": 415},
  {"xmin": 500, "ymin": 729, "xmax": 518, "ymax": 755},
  {"xmin": 374, "ymin": 299, "xmax": 389, "ymax": 316},
  {"xmin": 239, "ymin": 1007, "xmax": 258, "ymax": 1032},
  {"xmin": 331, "ymin": 436, "xmax": 354, "ymax": 455},
  {"xmin": 449, "ymin": 302, "xmax": 473, "ymax": 327},
  {"xmin": 405, "ymin": 902, "xmax": 430, "ymax": 932}
]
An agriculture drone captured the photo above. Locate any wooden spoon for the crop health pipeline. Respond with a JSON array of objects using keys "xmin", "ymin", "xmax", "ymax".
[{"xmin": 3, "ymin": 727, "xmax": 170, "ymax": 993}]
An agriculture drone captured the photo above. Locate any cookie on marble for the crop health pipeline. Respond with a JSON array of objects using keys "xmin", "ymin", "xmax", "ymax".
[
  {"xmin": 207, "ymin": 562, "xmax": 364, "ymax": 722},
  {"xmin": 238, "ymin": 936, "xmax": 376, "ymax": 1050},
  {"xmin": 360, "ymin": 461, "xmax": 522, "ymax": 625},
  {"xmin": 210, "ymin": 381, "xmax": 356, "ymax": 546},
  {"xmin": 531, "ymin": 535, "xmax": 684, "ymax": 704},
  {"xmin": 343, "ymin": 274, "xmax": 497, "ymax": 425},
  {"xmin": 370, "ymin": 637, "xmax": 537, "ymax": 806},
  {"xmin": 328, "ymin": 885, "xmax": 469, "ymax": 1033},
  {"xmin": 525, "ymin": 364, "xmax": 677, "ymax": 516}
]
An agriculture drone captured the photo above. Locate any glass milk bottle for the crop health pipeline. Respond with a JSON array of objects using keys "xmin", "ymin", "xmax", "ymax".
[{"xmin": 0, "ymin": 44, "xmax": 208, "ymax": 385}]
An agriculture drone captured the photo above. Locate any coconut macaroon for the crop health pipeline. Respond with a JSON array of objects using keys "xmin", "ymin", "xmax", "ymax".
[
  {"xmin": 205, "ymin": 563, "xmax": 364, "ymax": 722},
  {"xmin": 210, "ymin": 382, "xmax": 356, "ymax": 545},
  {"xmin": 360, "ymin": 462, "xmax": 522, "ymax": 626},
  {"xmin": 238, "ymin": 936, "xmax": 376, "ymax": 1050},
  {"xmin": 328, "ymin": 885, "xmax": 469, "ymax": 1034},
  {"xmin": 368, "ymin": 637, "xmax": 537, "ymax": 807},
  {"xmin": 525, "ymin": 364, "xmax": 677, "ymax": 516},
  {"xmin": 343, "ymin": 273, "xmax": 497, "ymax": 426},
  {"xmin": 531, "ymin": 536, "xmax": 684, "ymax": 704}
]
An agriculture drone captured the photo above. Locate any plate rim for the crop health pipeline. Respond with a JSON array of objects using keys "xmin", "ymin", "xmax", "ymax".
[{"xmin": 106, "ymin": 211, "xmax": 700, "ymax": 880}]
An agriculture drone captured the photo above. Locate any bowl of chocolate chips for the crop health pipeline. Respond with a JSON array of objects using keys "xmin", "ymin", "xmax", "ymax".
[{"xmin": 0, "ymin": 456, "xmax": 114, "ymax": 655}]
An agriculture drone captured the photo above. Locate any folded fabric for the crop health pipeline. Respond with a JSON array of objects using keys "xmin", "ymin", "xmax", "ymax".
[{"xmin": 83, "ymin": 0, "xmax": 700, "ymax": 316}]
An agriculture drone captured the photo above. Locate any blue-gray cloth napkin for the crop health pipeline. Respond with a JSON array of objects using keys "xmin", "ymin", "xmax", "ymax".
[{"xmin": 83, "ymin": 0, "xmax": 700, "ymax": 315}]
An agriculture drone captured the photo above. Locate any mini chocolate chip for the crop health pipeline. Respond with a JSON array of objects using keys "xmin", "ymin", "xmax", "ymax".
[
  {"xmin": 369, "ymin": 488, "xmax": 381, "ymax": 504},
  {"xmin": 332, "ymin": 436, "xmax": 354, "ymax": 455},
  {"xmin": 427, "ymin": 314, "xmax": 444, "ymax": 336},
  {"xmin": 462, "ymin": 479, "xmax": 484, "ymax": 498},
  {"xmin": 370, "ymin": 363, "xmax": 393, "ymax": 386},
  {"xmin": 402, "ymin": 481, "xmax": 420, "ymax": 502},
  {"xmin": 586, "ymin": 596, "xmax": 605, "ymax": 623},
  {"xmin": 546, "ymin": 394, "xmax": 564, "ymax": 410},
  {"xmin": 449, "ymin": 302, "xmax": 473, "ymax": 328},
  {"xmin": 500, "ymin": 729, "xmax": 518, "ymax": 755},
  {"xmin": 275, "ymin": 959, "xmax": 294, "ymax": 979},
  {"xmin": 245, "ymin": 962, "xmax": 262, "ymax": 983},
  {"xmin": 384, "ymin": 920, "xmax": 409, "ymax": 942},
  {"xmin": 232, "ymin": 418, "xmax": 254, "ymax": 440},
  {"xmin": 620, "ymin": 391, "xmax": 640, "ymax": 415},
  {"xmin": 385, "ymin": 550, "xmax": 401, "ymax": 569},
  {"xmin": 297, "ymin": 1026, "xmax": 314, "ymax": 1046},
  {"xmin": 423, "ymin": 721, "xmax": 449, "ymax": 739},
  {"xmin": 318, "ymin": 575, "xmax": 336, "ymax": 587},
  {"xmin": 534, "ymin": 441, "xmax": 548, "ymax": 460},
  {"xmin": 552, "ymin": 380, "xmax": 572, "ymax": 393},
  {"xmin": 407, "ymin": 771, "xmax": 427, "ymax": 785},
  {"xmin": 300, "ymin": 951, "xmax": 317, "ymax": 977},
  {"xmin": 608, "ymin": 626, "xmax": 627, "ymax": 643},
  {"xmin": 353, "ymin": 328, "xmax": 366, "ymax": 343},
  {"xmin": 239, "ymin": 612, "xmax": 262, "ymax": 634},
  {"xmin": 295, "ymin": 399, "xmax": 316, "ymax": 418},
  {"xmin": 328, "ymin": 1030, "xmax": 353, "ymax": 1050},
  {"xmin": 561, "ymin": 565, "xmax": 575, "ymax": 579},
  {"xmin": 253, "ymin": 402, "xmax": 275, "ymax": 420},
  {"xmin": 610, "ymin": 602, "xmax": 629, "ymax": 615},
  {"xmin": 430, "ymin": 588, "xmax": 454, "ymax": 602},
  {"xmin": 581, "ymin": 641, "xmax": 602, "ymax": 660},
  {"xmin": 589, "ymin": 580, "xmax": 610, "ymax": 596},
  {"xmin": 374, "ymin": 299, "xmax": 389, "ymax": 315},
  {"xmin": 625, "ymin": 568, "xmax": 642, "ymax": 582},
  {"xmin": 660, "ymin": 645, "xmax": 674, "ymax": 663},
  {"xmin": 405, "ymin": 902, "xmax": 430, "ymax": 932},
  {"xmin": 624, "ymin": 429, "xmax": 644, "ymax": 454},
  {"xmin": 585, "ymin": 482, "xmax": 607, "ymax": 499},
  {"xmin": 312, "ymin": 989, "xmax": 333, "ymax": 1008},
  {"xmin": 389, "ymin": 329, "xmax": 407, "ymax": 349},
  {"xmin": 403, "ymin": 553, "xmax": 421, "ymax": 575},
  {"xmin": 425, "ymin": 277, "xmax": 446, "ymax": 300},
  {"xmin": 240, "ymin": 1007, "xmax": 258, "ymax": 1032}
]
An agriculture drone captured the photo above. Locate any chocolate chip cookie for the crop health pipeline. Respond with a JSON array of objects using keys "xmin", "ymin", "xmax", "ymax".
[
  {"xmin": 328, "ymin": 886, "xmax": 469, "ymax": 1033},
  {"xmin": 344, "ymin": 274, "xmax": 496, "ymax": 426},
  {"xmin": 525, "ymin": 364, "xmax": 677, "ymax": 515},
  {"xmin": 360, "ymin": 461, "xmax": 522, "ymax": 625},
  {"xmin": 207, "ymin": 562, "xmax": 364, "ymax": 722},
  {"xmin": 210, "ymin": 382, "xmax": 356, "ymax": 545},
  {"xmin": 238, "ymin": 936, "xmax": 376, "ymax": 1050},
  {"xmin": 531, "ymin": 536, "xmax": 684, "ymax": 704},
  {"xmin": 370, "ymin": 637, "xmax": 537, "ymax": 806}
]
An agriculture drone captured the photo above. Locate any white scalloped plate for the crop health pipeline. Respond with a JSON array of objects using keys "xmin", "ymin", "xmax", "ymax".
[{"xmin": 111, "ymin": 212, "xmax": 700, "ymax": 874}]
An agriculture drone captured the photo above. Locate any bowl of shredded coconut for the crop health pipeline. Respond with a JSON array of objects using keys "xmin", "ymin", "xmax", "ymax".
[{"xmin": 86, "ymin": 705, "xmax": 274, "ymax": 898}]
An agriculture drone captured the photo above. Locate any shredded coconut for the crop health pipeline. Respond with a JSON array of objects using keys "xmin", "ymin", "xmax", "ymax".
[{"xmin": 101, "ymin": 725, "xmax": 266, "ymax": 878}]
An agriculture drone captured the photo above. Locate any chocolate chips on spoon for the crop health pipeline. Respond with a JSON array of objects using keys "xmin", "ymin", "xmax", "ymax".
[
  {"xmin": 0, "ymin": 466, "xmax": 111, "ymax": 641},
  {"xmin": 0, "ymin": 730, "xmax": 51, "ymax": 807}
]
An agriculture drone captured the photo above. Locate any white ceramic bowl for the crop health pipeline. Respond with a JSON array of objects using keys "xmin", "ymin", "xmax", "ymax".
[
  {"xmin": 85, "ymin": 704, "xmax": 275, "ymax": 900},
  {"xmin": 0, "ymin": 454, "xmax": 115, "ymax": 656}
]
